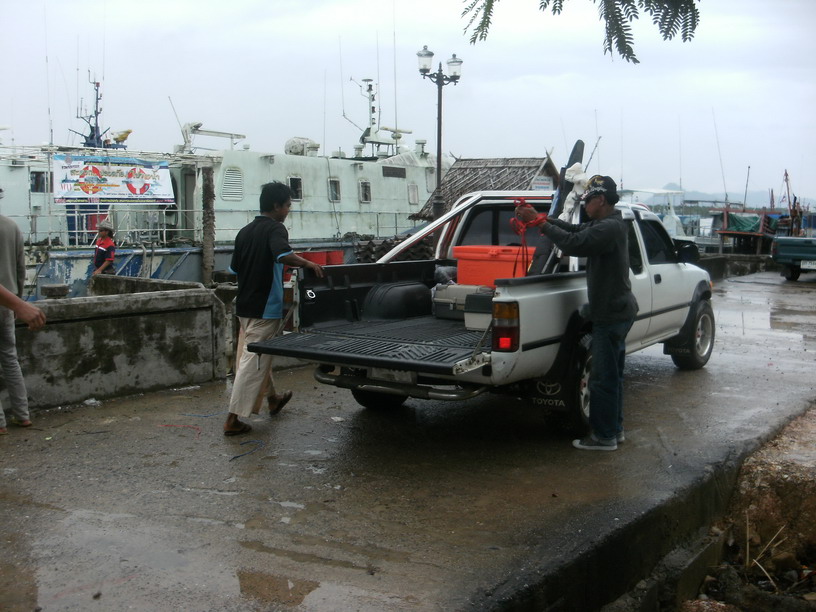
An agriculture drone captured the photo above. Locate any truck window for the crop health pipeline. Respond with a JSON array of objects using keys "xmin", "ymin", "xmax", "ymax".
[
  {"xmin": 638, "ymin": 219, "xmax": 678, "ymax": 264},
  {"xmin": 458, "ymin": 205, "xmax": 547, "ymax": 248},
  {"xmin": 628, "ymin": 222, "xmax": 643, "ymax": 274}
]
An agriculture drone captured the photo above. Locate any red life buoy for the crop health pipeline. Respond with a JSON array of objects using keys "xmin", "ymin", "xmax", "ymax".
[
  {"xmin": 126, "ymin": 167, "xmax": 150, "ymax": 195},
  {"xmin": 78, "ymin": 165, "xmax": 104, "ymax": 194}
]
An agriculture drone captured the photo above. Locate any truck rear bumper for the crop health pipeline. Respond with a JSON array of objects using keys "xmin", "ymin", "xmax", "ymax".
[{"xmin": 314, "ymin": 366, "xmax": 489, "ymax": 401}]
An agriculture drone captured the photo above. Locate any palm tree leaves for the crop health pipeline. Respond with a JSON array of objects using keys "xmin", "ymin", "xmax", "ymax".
[{"xmin": 462, "ymin": 0, "xmax": 701, "ymax": 63}]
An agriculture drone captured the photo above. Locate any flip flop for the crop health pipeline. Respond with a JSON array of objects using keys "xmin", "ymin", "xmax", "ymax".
[
  {"xmin": 268, "ymin": 391, "xmax": 293, "ymax": 416},
  {"xmin": 223, "ymin": 422, "xmax": 252, "ymax": 436}
]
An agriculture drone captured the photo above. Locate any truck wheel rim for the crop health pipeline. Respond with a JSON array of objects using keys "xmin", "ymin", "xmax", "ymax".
[
  {"xmin": 580, "ymin": 356, "xmax": 591, "ymax": 421},
  {"xmin": 696, "ymin": 313, "xmax": 713, "ymax": 357}
]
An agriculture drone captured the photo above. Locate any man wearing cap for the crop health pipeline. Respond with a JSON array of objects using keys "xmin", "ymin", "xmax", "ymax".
[
  {"xmin": 93, "ymin": 219, "xmax": 116, "ymax": 275},
  {"xmin": 515, "ymin": 175, "xmax": 638, "ymax": 451}
]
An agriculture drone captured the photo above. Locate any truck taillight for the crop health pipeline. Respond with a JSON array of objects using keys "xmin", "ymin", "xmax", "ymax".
[{"xmin": 492, "ymin": 301, "xmax": 520, "ymax": 352}]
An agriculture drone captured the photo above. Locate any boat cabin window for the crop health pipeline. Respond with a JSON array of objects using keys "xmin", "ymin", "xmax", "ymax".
[
  {"xmin": 328, "ymin": 178, "xmax": 341, "ymax": 202},
  {"xmin": 358, "ymin": 180, "xmax": 371, "ymax": 203},
  {"xmin": 221, "ymin": 167, "xmax": 244, "ymax": 201},
  {"xmin": 382, "ymin": 166, "xmax": 406, "ymax": 179},
  {"xmin": 288, "ymin": 177, "xmax": 303, "ymax": 200},
  {"xmin": 30, "ymin": 171, "xmax": 52, "ymax": 193},
  {"xmin": 407, "ymin": 184, "xmax": 419, "ymax": 205}
]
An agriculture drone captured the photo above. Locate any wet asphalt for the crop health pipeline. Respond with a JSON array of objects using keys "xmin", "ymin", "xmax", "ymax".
[{"xmin": 1, "ymin": 271, "xmax": 815, "ymax": 612}]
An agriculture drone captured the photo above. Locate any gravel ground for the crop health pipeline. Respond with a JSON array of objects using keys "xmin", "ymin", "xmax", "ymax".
[{"xmin": 681, "ymin": 403, "xmax": 816, "ymax": 611}]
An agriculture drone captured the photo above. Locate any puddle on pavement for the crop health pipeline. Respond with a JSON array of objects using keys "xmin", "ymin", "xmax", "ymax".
[
  {"xmin": 237, "ymin": 570, "xmax": 318, "ymax": 606},
  {"xmin": 240, "ymin": 540, "xmax": 371, "ymax": 572}
]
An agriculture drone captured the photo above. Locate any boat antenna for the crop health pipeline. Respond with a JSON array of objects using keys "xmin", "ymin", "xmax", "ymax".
[
  {"xmin": 678, "ymin": 116, "xmax": 683, "ymax": 191},
  {"xmin": 339, "ymin": 39, "xmax": 363, "ymax": 133},
  {"xmin": 585, "ymin": 136, "xmax": 602, "ymax": 169},
  {"xmin": 560, "ymin": 118, "xmax": 568, "ymax": 157},
  {"xmin": 392, "ymin": 0, "xmax": 399, "ymax": 139},
  {"xmin": 593, "ymin": 109, "xmax": 601, "ymax": 173},
  {"xmin": 712, "ymin": 108, "xmax": 728, "ymax": 205},
  {"xmin": 619, "ymin": 110, "xmax": 624, "ymax": 190},
  {"xmin": 376, "ymin": 32, "xmax": 382, "ymax": 131},
  {"xmin": 168, "ymin": 96, "xmax": 184, "ymax": 133},
  {"xmin": 43, "ymin": 7, "xmax": 54, "ymax": 145}
]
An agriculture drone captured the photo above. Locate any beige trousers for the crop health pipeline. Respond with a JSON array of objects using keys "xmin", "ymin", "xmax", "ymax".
[{"xmin": 228, "ymin": 317, "xmax": 284, "ymax": 418}]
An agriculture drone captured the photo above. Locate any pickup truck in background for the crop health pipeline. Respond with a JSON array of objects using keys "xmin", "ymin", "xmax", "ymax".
[
  {"xmin": 772, "ymin": 235, "xmax": 816, "ymax": 281},
  {"xmin": 251, "ymin": 190, "xmax": 715, "ymax": 433}
]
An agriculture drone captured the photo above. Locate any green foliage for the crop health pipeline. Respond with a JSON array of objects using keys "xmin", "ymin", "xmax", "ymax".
[{"xmin": 462, "ymin": 0, "xmax": 701, "ymax": 64}]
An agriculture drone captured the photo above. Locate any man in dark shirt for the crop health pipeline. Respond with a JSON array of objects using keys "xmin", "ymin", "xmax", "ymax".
[
  {"xmin": 516, "ymin": 175, "xmax": 638, "ymax": 451},
  {"xmin": 224, "ymin": 182, "xmax": 324, "ymax": 436}
]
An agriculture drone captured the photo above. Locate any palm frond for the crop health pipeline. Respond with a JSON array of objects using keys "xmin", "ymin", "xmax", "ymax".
[{"xmin": 462, "ymin": 0, "xmax": 500, "ymax": 43}]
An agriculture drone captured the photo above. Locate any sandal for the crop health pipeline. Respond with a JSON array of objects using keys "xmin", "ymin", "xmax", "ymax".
[
  {"xmin": 11, "ymin": 418, "xmax": 32, "ymax": 428},
  {"xmin": 223, "ymin": 422, "xmax": 252, "ymax": 436},
  {"xmin": 0, "ymin": 427, "xmax": 7, "ymax": 435},
  {"xmin": 268, "ymin": 391, "xmax": 293, "ymax": 416}
]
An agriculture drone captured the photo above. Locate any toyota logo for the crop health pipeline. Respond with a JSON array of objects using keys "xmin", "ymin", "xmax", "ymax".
[{"xmin": 536, "ymin": 381, "xmax": 561, "ymax": 396}]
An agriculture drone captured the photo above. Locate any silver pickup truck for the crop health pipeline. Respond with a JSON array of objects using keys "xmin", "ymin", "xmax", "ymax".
[{"xmin": 250, "ymin": 190, "xmax": 714, "ymax": 432}]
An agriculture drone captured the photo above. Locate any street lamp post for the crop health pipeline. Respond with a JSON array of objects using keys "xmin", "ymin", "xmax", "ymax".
[{"xmin": 417, "ymin": 45, "xmax": 463, "ymax": 220}]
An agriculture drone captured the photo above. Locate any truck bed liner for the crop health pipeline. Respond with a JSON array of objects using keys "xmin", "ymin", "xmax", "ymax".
[{"xmin": 249, "ymin": 316, "xmax": 490, "ymax": 374}]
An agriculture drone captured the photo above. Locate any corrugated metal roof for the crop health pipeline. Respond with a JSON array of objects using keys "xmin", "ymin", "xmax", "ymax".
[{"xmin": 411, "ymin": 157, "xmax": 560, "ymax": 220}]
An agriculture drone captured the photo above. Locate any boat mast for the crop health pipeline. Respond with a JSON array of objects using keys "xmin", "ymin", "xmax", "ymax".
[{"xmin": 784, "ymin": 170, "xmax": 793, "ymax": 217}]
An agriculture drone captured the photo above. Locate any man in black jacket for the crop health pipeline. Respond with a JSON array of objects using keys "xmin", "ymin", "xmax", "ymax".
[{"xmin": 516, "ymin": 175, "xmax": 638, "ymax": 451}]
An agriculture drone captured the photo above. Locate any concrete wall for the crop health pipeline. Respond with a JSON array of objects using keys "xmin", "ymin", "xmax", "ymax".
[
  {"xmin": 698, "ymin": 255, "xmax": 780, "ymax": 282},
  {"xmin": 8, "ymin": 289, "xmax": 226, "ymax": 410},
  {"xmin": 89, "ymin": 275, "xmax": 205, "ymax": 295}
]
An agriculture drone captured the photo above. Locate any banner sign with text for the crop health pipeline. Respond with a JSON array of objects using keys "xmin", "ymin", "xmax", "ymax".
[{"xmin": 53, "ymin": 154, "xmax": 175, "ymax": 204}]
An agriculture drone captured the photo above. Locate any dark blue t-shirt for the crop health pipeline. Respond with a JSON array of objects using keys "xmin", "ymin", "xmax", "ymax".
[{"xmin": 230, "ymin": 216, "xmax": 293, "ymax": 319}]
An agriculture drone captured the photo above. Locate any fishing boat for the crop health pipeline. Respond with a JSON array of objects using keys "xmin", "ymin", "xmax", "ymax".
[{"xmin": 0, "ymin": 79, "xmax": 447, "ymax": 298}]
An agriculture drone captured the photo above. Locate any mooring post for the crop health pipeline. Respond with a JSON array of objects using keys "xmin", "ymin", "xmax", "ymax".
[{"xmin": 201, "ymin": 166, "xmax": 215, "ymax": 286}]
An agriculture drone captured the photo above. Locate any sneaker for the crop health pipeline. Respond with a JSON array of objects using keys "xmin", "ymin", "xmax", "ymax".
[
  {"xmin": 573, "ymin": 436, "xmax": 618, "ymax": 451},
  {"xmin": 616, "ymin": 431, "xmax": 625, "ymax": 443}
]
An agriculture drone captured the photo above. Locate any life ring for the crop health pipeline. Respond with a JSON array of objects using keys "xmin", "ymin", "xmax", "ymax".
[
  {"xmin": 78, "ymin": 165, "xmax": 104, "ymax": 194},
  {"xmin": 126, "ymin": 167, "xmax": 150, "ymax": 195}
]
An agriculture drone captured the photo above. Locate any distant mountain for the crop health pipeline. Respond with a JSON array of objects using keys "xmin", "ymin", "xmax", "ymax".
[{"xmin": 662, "ymin": 183, "xmax": 808, "ymax": 209}]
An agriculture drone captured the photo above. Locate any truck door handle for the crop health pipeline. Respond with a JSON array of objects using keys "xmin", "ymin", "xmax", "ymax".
[{"xmin": 654, "ymin": 274, "xmax": 662, "ymax": 284}]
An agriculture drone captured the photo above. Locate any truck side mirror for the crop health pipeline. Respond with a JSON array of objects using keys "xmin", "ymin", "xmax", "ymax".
[{"xmin": 676, "ymin": 241, "xmax": 700, "ymax": 264}]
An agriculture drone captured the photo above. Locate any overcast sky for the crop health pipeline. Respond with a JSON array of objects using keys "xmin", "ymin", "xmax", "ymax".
[{"xmin": 2, "ymin": 0, "xmax": 814, "ymax": 205}]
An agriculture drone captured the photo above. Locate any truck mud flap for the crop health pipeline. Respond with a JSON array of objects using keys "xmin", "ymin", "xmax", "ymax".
[{"xmin": 248, "ymin": 317, "xmax": 491, "ymax": 376}]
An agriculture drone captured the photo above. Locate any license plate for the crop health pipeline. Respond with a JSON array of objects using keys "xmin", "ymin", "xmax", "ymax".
[
  {"xmin": 369, "ymin": 368, "xmax": 416, "ymax": 384},
  {"xmin": 801, "ymin": 260, "xmax": 816, "ymax": 270}
]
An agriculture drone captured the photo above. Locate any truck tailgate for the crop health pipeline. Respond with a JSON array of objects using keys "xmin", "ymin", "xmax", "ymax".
[{"xmin": 249, "ymin": 316, "xmax": 490, "ymax": 375}]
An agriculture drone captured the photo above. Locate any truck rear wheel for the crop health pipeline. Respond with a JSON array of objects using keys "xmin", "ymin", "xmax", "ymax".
[
  {"xmin": 783, "ymin": 266, "xmax": 801, "ymax": 281},
  {"xmin": 561, "ymin": 334, "xmax": 592, "ymax": 435},
  {"xmin": 670, "ymin": 300, "xmax": 715, "ymax": 370},
  {"xmin": 351, "ymin": 389, "xmax": 408, "ymax": 410}
]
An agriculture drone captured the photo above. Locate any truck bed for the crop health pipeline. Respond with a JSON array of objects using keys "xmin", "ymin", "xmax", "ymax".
[{"xmin": 249, "ymin": 316, "xmax": 490, "ymax": 375}]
